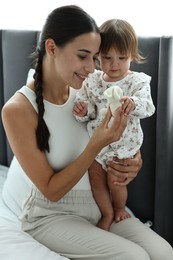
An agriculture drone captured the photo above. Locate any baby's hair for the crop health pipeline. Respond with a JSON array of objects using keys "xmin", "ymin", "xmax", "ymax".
[
  {"xmin": 32, "ymin": 5, "xmax": 99, "ymax": 152},
  {"xmin": 99, "ymin": 19, "xmax": 145, "ymax": 63}
]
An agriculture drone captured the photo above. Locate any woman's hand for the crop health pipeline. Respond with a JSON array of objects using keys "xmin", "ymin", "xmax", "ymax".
[
  {"xmin": 106, "ymin": 151, "xmax": 142, "ymax": 186},
  {"xmin": 89, "ymin": 107, "xmax": 127, "ymax": 152}
]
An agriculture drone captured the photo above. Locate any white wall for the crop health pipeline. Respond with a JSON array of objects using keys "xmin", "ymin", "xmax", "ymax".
[{"xmin": 0, "ymin": 0, "xmax": 172, "ymax": 36}]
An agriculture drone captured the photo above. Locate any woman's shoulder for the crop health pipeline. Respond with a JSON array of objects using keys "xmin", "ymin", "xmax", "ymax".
[
  {"xmin": 2, "ymin": 90, "xmax": 27, "ymax": 115},
  {"xmin": 2, "ymin": 86, "xmax": 36, "ymax": 124}
]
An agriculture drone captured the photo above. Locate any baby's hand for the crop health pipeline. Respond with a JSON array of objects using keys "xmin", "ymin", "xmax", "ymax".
[
  {"xmin": 73, "ymin": 101, "xmax": 88, "ymax": 117},
  {"xmin": 120, "ymin": 96, "xmax": 135, "ymax": 116}
]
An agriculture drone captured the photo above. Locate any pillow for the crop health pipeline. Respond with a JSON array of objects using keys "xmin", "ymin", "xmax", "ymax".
[
  {"xmin": 26, "ymin": 68, "xmax": 35, "ymax": 84},
  {"xmin": 0, "ymin": 165, "xmax": 8, "ymax": 191}
]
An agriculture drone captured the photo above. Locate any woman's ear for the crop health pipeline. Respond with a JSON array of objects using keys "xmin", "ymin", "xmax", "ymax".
[{"xmin": 45, "ymin": 39, "xmax": 56, "ymax": 56}]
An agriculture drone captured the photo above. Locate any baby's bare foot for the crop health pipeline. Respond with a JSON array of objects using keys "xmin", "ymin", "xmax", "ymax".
[
  {"xmin": 96, "ymin": 216, "xmax": 113, "ymax": 231},
  {"xmin": 114, "ymin": 208, "xmax": 131, "ymax": 223}
]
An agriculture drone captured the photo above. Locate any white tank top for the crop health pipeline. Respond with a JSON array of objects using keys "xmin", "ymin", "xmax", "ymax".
[{"xmin": 2, "ymin": 86, "xmax": 91, "ymax": 216}]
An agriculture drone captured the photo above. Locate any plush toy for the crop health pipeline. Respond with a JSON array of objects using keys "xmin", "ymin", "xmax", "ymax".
[{"xmin": 100, "ymin": 85, "xmax": 123, "ymax": 116}]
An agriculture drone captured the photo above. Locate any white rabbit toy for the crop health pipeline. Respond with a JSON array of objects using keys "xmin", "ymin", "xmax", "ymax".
[{"xmin": 100, "ymin": 85, "xmax": 123, "ymax": 116}]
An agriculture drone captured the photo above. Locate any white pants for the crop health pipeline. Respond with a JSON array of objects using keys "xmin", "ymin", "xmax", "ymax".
[{"xmin": 21, "ymin": 188, "xmax": 173, "ymax": 260}]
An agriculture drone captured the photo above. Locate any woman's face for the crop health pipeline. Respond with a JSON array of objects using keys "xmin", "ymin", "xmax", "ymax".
[{"xmin": 54, "ymin": 32, "xmax": 101, "ymax": 89}]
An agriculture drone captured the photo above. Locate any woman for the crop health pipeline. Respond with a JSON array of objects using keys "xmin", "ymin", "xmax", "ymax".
[{"xmin": 2, "ymin": 5, "xmax": 173, "ymax": 260}]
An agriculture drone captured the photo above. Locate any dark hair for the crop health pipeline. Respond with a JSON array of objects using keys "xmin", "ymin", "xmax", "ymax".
[
  {"xmin": 99, "ymin": 19, "xmax": 145, "ymax": 63},
  {"xmin": 33, "ymin": 5, "xmax": 99, "ymax": 152}
]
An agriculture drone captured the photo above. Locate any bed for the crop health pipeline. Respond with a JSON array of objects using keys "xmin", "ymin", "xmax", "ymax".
[{"xmin": 0, "ymin": 164, "xmax": 69, "ymax": 260}]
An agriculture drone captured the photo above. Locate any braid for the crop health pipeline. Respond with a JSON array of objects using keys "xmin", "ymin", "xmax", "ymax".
[{"xmin": 34, "ymin": 49, "xmax": 50, "ymax": 152}]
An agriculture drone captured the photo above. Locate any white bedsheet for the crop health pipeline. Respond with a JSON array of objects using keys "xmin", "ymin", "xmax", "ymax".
[{"xmin": 0, "ymin": 165, "xmax": 69, "ymax": 260}]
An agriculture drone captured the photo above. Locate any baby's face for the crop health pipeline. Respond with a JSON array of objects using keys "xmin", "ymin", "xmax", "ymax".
[{"xmin": 99, "ymin": 47, "xmax": 132, "ymax": 82}]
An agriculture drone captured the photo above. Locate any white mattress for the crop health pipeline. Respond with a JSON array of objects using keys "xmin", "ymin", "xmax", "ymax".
[{"xmin": 0, "ymin": 165, "xmax": 68, "ymax": 260}]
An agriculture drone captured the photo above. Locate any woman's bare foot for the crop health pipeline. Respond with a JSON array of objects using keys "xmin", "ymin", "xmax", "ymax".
[{"xmin": 114, "ymin": 208, "xmax": 131, "ymax": 223}]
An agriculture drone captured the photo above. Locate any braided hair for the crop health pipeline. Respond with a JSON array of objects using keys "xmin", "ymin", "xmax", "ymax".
[{"xmin": 33, "ymin": 5, "xmax": 99, "ymax": 152}]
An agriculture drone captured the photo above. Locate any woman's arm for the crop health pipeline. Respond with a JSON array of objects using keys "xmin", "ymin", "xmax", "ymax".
[{"xmin": 2, "ymin": 93, "xmax": 127, "ymax": 202}]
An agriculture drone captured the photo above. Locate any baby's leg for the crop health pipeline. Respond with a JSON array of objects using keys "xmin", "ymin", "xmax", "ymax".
[
  {"xmin": 89, "ymin": 160, "xmax": 114, "ymax": 230},
  {"xmin": 107, "ymin": 172, "xmax": 131, "ymax": 222}
]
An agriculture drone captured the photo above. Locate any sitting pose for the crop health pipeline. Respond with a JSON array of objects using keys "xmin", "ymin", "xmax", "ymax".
[
  {"xmin": 73, "ymin": 18, "xmax": 155, "ymax": 231},
  {"xmin": 2, "ymin": 5, "xmax": 172, "ymax": 260}
]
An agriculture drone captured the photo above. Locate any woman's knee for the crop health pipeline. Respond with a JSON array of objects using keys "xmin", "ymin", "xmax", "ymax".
[
  {"xmin": 106, "ymin": 239, "xmax": 150, "ymax": 260},
  {"xmin": 121, "ymin": 245, "xmax": 150, "ymax": 260},
  {"xmin": 148, "ymin": 239, "xmax": 173, "ymax": 260}
]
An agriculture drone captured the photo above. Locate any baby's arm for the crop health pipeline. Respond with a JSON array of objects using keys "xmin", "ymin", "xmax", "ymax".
[
  {"xmin": 73, "ymin": 101, "xmax": 88, "ymax": 117},
  {"xmin": 128, "ymin": 75, "xmax": 155, "ymax": 118},
  {"xmin": 73, "ymin": 82, "xmax": 97, "ymax": 121}
]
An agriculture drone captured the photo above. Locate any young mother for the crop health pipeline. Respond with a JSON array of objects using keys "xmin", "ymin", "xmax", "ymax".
[{"xmin": 2, "ymin": 5, "xmax": 173, "ymax": 260}]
